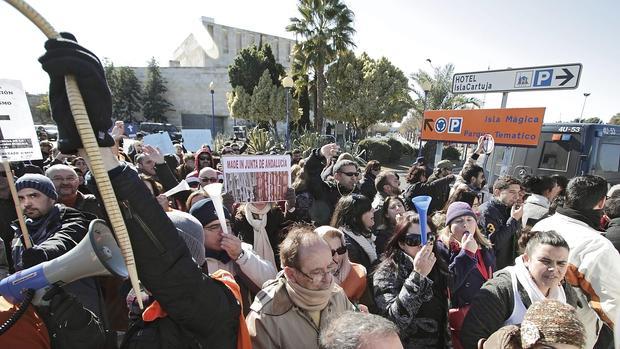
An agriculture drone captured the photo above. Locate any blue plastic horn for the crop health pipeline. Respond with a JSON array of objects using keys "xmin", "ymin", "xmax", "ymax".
[{"xmin": 411, "ymin": 195, "xmax": 432, "ymax": 244}]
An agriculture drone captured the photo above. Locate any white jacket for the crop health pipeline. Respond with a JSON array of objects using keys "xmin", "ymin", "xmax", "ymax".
[
  {"xmin": 534, "ymin": 213, "xmax": 620, "ymax": 349},
  {"xmin": 522, "ymin": 193, "xmax": 550, "ymax": 227},
  {"xmin": 206, "ymin": 242, "xmax": 277, "ymax": 289}
]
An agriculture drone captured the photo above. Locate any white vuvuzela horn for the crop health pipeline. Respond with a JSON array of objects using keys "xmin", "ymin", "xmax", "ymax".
[{"xmin": 204, "ymin": 183, "xmax": 229, "ymax": 234}]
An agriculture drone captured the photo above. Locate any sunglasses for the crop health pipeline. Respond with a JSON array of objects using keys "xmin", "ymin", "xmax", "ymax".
[
  {"xmin": 403, "ymin": 234, "xmax": 432, "ymax": 247},
  {"xmin": 331, "ymin": 245, "xmax": 347, "ymax": 256},
  {"xmin": 200, "ymin": 177, "xmax": 219, "ymax": 183},
  {"xmin": 339, "ymin": 171, "xmax": 360, "ymax": 177},
  {"xmin": 199, "ymin": 156, "xmax": 211, "ymax": 161}
]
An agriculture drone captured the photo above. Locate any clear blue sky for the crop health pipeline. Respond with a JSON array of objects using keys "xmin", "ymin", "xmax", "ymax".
[{"xmin": 1, "ymin": 0, "xmax": 617, "ymax": 122}]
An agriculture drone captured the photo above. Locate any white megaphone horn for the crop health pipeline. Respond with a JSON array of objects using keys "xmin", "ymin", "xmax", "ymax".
[
  {"xmin": 204, "ymin": 182, "xmax": 229, "ymax": 235},
  {"xmin": 0, "ymin": 219, "xmax": 128, "ymax": 304}
]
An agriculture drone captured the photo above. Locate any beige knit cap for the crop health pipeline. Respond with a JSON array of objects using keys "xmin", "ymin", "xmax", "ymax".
[{"xmin": 520, "ymin": 300, "xmax": 586, "ymax": 349}]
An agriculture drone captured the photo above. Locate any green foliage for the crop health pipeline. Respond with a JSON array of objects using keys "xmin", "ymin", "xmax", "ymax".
[
  {"xmin": 357, "ymin": 138, "xmax": 391, "ymax": 164},
  {"xmin": 292, "ymin": 130, "xmax": 328, "ymax": 156},
  {"xmin": 386, "ymin": 137, "xmax": 404, "ymax": 163},
  {"xmin": 35, "ymin": 94, "xmax": 52, "ymax": 123},
  {"xmin": 213, "ymin": 133, "xmax": 234, "ymax": 155},
  {"xmin": 228, "ymin": 44, "xmax": 285, "ymax": 94},
  {"xmin": 610, "ymin": 113, "xmax": 620, "ymax": 125},
  {"xmin": 402, "ymin": 142, "xmax": 414, "ymax": 155},
  {"xmin": 571, "ymin": 116, "xmax": 604, "ymax": 124},
  {"xmin": 246, "ymin": 126, "xmax": 276, "ymax": 154},
  {"xmin": 442, "ymin": 146, "xmax": 461, "ymax": 161},
  {"xmin": 142, "ymin": 58, "xmax": 174, "ymax": 123},
  {"xmin": 104, "ymin": 60, "xmax": 142, "ymax": 122},
  {"xmin": 287, "ymin": 0, "xmax": 356, "ymax": 131}
]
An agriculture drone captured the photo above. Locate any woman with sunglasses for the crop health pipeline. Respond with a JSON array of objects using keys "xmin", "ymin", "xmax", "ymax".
[
  {"xmin": 316, "ymin": 226, "xmax": 367, "ymax": 303},
  {"xmin": 435, "ymin": 201, "xmax": 494, "ymax": 349},
  {"xmin": 373, "ymin": 211, "xmax": 450, "ymax": 348},
  {"xmin": 374, "ymin": 196, "xmax": 406, "ymax": 256}
]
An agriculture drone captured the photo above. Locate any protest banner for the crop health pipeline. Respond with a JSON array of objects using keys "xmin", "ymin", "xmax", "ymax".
[
  {"xmin": 143, "ymin": 131, "xmax": 175, "ymax": 155},
  {"xmin": 222, "ymin": 155, "xmax": 291, "ymax": 203},
  {"xmin": 0, "ymin": 79, "xmax": 43, "ymax": 161},
  {"xmin": 182, "ymin": 129, "xmax": 212, "ymax": 152}
]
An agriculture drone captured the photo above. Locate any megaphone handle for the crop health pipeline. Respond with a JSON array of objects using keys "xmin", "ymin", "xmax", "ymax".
[{"xmin": 3, "ymin": 161, "xmax": 32, "ymax": 249}]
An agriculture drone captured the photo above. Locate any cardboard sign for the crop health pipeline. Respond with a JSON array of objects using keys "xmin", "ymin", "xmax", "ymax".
[
  {"xmin": 0, "ymin": 79, "xmax": 43, "ymax": 161},
  {"xmin": 222, "ymin": 155, "xmax": 291, "ymax": 203},
  {"xmin": 143, "ymin": 132, "xmax": 175, "ymax": 155},
  {"xmin": 421, "ymin": 107, "xmax": 545, "ymax": 146},
  {"xmin": 182, "ymin": 129, "xmax": 212, "ymax": 152}
]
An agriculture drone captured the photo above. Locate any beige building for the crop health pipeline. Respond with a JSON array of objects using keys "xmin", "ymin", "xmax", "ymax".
[{"xmin": 132, "ymin": 17, "xmax": 295, "ymax": 133}]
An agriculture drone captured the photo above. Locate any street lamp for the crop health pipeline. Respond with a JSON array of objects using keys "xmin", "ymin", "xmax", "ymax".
[
  {"xmin": 418, "ymin": 79, "xmax": 432, "ymax": 157},
  {"xmin": 282, "ymin": 75, "xmax": 294, "ymax": 150},
  {"xmin": 580, "ymin": 92, "xmax": 591, "ymax": 120},
  {"xmin": 209, "ymin": 81, "xmax": 215, "ymax": 136}
]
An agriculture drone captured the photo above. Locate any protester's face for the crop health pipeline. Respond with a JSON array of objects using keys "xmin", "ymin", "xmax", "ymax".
[
  {"xmin": 497, "ymin": 184, "xmax": 521, "ymax": 207},
  {"xmin": 198, "ymin": 153, "xmax": 212, "ymax": 169},
  {"xmin": 359, "ymin": 333, "xmax": 404, "ymax": 349},
  {"xmin": 231, "ymin": 145, "xmax": 240, "ymax": 154},
  {"xmin": 17, "ymin": 188, "xmax": 55, "ymax": 219},
  {"xmin": 40, "ymin": 145, "xmax": 51, "ymax": 156},
  {"xmin": 449, "ymin": 215, "xmax": 478, "ymax": 241},
  {"xmin": 335, "ymin": 165, "xmax": 359, "ymax": 190},
  {"xmin": 386, "ymin": 199, "xmax": 405, "ymax": 225},
  {"xmin": 386, "ymin": 173, "xmax": 401, "ymax": 195},
  {"xmin": 175, "ymin": 147, "xmax": 183, "ymax": 156},
  {"xmin": 292, "ymin": 153, "xmax": 302, "ymax": 164},
  {"xmin": 73, "ymin": 159, "xmax": 88, "ymax": 173},
  {"xmin": 294, "ymin": 242, "xmax": 335, "ymax": 291},
  {"xmin": 523, "ymin": 244, "xmax": 569, "ymax": 293},
  {"xmin": 134, "ymin": 143, "xmax": 143, "ymax": 153},
  {"xmin": 0, "ymin": 170, "xmax": 9, "ymax": 200},
  {"xmin": 50, "ymin": 169, "xmax": 79, "ymax": 197},
  {"xmin": 186, "ymin": 159, "xmax": 195, "ymax": 170},
  {"xmin": 398, "ymin": 223, "xmax": 431, "ymax": 259},
  {"xmin": 139, "ymin": 156, "xmax": 157, "ymax": 176},
  {"xmin": 549, "ymin": 183, "xmax": 562, "ymax": 201},
  {"xmin": 361, "ymin": 209, "xmax": 375, "ymax": 230},
  {"xmin": 203, "ymin": 219, "xmax": 233, "ymax": 251},
  {"xmin": 472, "ymin": 171, "xmax": 486, "ymax": 189},
  {"xmin": 199, "ymin": 170, "xmax": 220, "ymax": 188},
  {"xmin": 324, "ymin": 235, "xmax": 346, "ymax": 267}
]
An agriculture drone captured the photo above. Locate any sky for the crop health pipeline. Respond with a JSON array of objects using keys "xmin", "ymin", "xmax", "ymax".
[{"xmin": 1, "ymin": 0, "xmax": 618, "ymax": 123}]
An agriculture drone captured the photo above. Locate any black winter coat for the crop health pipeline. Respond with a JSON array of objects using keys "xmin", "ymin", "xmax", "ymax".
[
  {"xmin": 359, "ymin": 173, "xmax": 377, "ymax": 201},
  {"xmin": 104, "ymin": 164, "xmax": 240, "ymax": 349},
  {"xmin": 403, "ymin": 175, "xmax": 454, "ymax": 214},
  {"xmin": 478, "ymin": 198, "xmax": 522, "ymax": 270}
]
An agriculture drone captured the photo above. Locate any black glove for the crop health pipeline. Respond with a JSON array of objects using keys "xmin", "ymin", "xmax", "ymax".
[
  {"xmin": 21, "ymin": 246, "xmax": 47, "ymax": 269},
  {"xmin": 38, "ymin": 32, "xmax": 114, "ymax": 154}
]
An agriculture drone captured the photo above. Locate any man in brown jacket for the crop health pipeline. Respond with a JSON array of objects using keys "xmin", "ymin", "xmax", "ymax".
[{"xmin": 246, "ymin": 225, "xmax": 355, "ymax": 349}]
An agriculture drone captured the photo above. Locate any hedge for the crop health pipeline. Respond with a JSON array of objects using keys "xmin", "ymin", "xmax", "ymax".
[
  {"xmin": 386, "ymin": 137, "xmax": 404, "ymax": 163},
  {"xmin": 358, "ymin": 139, "xmax": 392, "ymax": 164}
]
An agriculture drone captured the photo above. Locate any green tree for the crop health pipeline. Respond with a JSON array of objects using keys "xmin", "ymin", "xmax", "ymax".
[
  {"xmin": 325, "ymin": 51, "xmax": 412, "ymax": 136},
  {"xmin": 287, "ymin": 0, "xmax": 356, "ymax": 132},
  {"xmin": 571, "ymin": 116, "xmax": 603, "ymax": 124},
  {"xmin": 104, "ymin": 61, "xmax": 142, "ymax": 122},
  {"xmin": 410, "ymin": 64, "xmax": 481, "ymax": 163},
  {"xmin": 228, "ymin": 44, "xmax": 285, "ymax": 94},
  {"xmin": 142, "ymin": 58, "xmax": 174, "ymax": 123},
  {"xmin": 248, "ymin": 71, "xmax": 299, "ymax": 140},
  {"xmin": 34, "ymin": 94, "xmax": 52, "ymax": 123},
  {"xmin": 610, "ymin": 113, "xmax": 620, "ymax": 125}
]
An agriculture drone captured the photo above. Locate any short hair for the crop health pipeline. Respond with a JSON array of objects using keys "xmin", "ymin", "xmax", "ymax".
[
  {"xmin": 39, "ymin": 140, "xmax": 53, "ymax": 148},
  {"xmin": 319, "ymin": 311, "xmax": 399, "ymax": 349},
  {"xmin": 519, "ymin": 230, "xmax": 569, "ymax": 256},
  {"xmin": 493, "ymin": 175, "xmax": 521, "ymax": 191},
  {"xmin": 45, "ymin": 164, "xmax": 77, "ymax": 178},
  {"xmin": 333, "ymin": 159, "xmax": 358, "ymax": 174},
  {"xmin": 183, "ymin": 153, "xmax": 195, "ymax": 162},
  {"xmin": 279, "ymin": 224, "xmax": 324, "ymax": 269},
  {"xmin": 405, "ymin": 166, "xmax": 426, "ymax": 184},
  {"xmin": 565, "ymin": 175, "xmax": 608, "ymax": 211},
  {"xmin": 551, "ymin": 174, "xmax": 569, "ymax": 190},
  {"xmin": 330, "ymin": 194, "xmax": 373, "ymax": 233},
  {"xmin": 462, "ymin": 164, "xmax": 484, "ymax": 184},
  {"xmin": 135, "ymin": 153, "xmax": 149, "ymax": 165},
  {"xmin": 139, "ymin": 174, "xmax": 163, "ymax": 196},
  {"xmin": 364, "ymin": 160, "xmax": 381, "ymax": 176},
  {"xmin": 374, "ymin": 170, "xmax": 395, "ymax": 193},
  {"xmin": 521, "ymin": 175, "xmax": 556, "ymax": 195},
  {"xmin": 292, "ymin": 149, "xmax": 302, "ymax": 155}
]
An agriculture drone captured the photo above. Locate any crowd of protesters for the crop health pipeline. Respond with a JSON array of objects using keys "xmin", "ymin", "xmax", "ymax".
[{"xmin": 0, "ymin": 34, "xmax": 618, "ymax": 349}]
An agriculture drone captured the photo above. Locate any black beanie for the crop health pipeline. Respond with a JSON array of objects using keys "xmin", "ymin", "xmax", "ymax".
[
  {"xmin": 15, "ymin": 174, "xmax": 58, "ymax": 200},
  {"xmin": 189, "ymin": 198, "xmax": 231, "ymax": 226}
]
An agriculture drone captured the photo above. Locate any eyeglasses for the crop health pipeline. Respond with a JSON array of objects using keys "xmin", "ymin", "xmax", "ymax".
[
  {"xmin": 339, "ymin": 171, "xmax": 360, "ymax": 177},
  {"xmin": 331, "ymin": 245, "xmax": 347, "ymax": 256},
  {"xmin": 199, "ymin": 156, "xmax": 211, "ymax": 161},
  {"xmin": 402, "ymin": 234, "xmax": 432, "ymax": 247},
  {"xmin": 296, "ymin": 264, "xmax": 337, "ymax": 282},
  {"xmin": 200, "ymin": 177, "xmax": 219, "ymax": 183}
]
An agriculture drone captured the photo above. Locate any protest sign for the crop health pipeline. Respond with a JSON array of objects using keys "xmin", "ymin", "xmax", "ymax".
[
  {"xmin": 222, "ymin": 155, "xmax": 291, "ymax": 203},
  {"xmin": 182, "ymin": 129, "xmax": 212, "ymax": 152},
  {"xmin": 0, "ymin": 79, "xmax": 43, "ymax": 161},
  {"xmin": 143, "ymin": 132, "xmax": 175, "ymax": 155}
]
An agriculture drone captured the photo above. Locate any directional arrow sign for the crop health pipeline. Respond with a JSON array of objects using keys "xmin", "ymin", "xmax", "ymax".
[{"xmin": 452, "ymin": 63, "xmax": 582, "ymax": 94}]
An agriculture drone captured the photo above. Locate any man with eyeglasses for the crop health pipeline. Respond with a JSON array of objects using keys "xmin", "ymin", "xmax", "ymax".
[
  {"xmin": 246, "ymin": 225, "xmax": 355, "ymax": 349},
  {"xmin": 198, "ymin": 166, "xmax": 222, "ymax": 187},
  {"xmin": 303, "ymin": 143, "xmax": 361, "ymax": 225},
  {"xmin": 46, "ymin": 164, "xmax": 105, "ymax": 219}
]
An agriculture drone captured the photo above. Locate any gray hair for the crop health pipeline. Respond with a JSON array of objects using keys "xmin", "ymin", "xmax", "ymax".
[
  {"xmin": 319, "ymin": 311, "xmax": 399, "ymax": 349},
  {"xmin": 45, "ymin": 164, "xmax": 77, "ymax": 178}
]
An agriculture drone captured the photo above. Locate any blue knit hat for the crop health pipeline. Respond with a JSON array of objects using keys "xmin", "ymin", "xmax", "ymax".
[
  {"xmin": 446, "ymin": 201, "xmax": 476, "ymax": 226},
  {"xmin": 189, "ymin": 198, "xmax": 231, "ymax": 226},
  {"xmin": 15, "ymin": 173, "xmax": 58, "ymax": 200}
]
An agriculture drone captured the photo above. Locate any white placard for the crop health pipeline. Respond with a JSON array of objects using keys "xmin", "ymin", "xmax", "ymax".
[
  {"xmin": 143, "ymin": 132, "xmax": 175, "ymax": 155},
  {"xmin": 181, "ymin": 129, "xmax": 212, "ymax": 152},
  {"xmin": 222, "ymin": 155, "xmax": 291, "ymax": 203},
  {"xmin": 0, "ymin": 79, "xmax": 43, "ymax": 161}
]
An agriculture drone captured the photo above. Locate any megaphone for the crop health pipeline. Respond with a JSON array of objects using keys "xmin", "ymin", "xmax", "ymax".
[
  {"xmin": 0, "ymin": 219, "xmax": 128, "ymax": 304},
  {"xmin": 411, "ymin": 195, "xmax": 432, "ymax": 245},
  {"xmin": 204, "ymin": 182, "xmax": 229, "ymax": 234}
]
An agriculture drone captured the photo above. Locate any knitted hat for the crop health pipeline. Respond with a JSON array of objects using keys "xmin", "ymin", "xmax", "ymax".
[
  {"xmin": 520, "ymin": 300, "xmax": 586, "ymax": 348},
  {"xmin": 15, "ymin": 173, "xmax": 58, "ymax": 200},
  {"xmin": 445, "ymin": 201, "xmax": 476, "ymax": 226},
  {"xmin": 189, "ymin": 198, "xmax": 231, "ymax": 227},
  {"xmin": 167, "ymin": 210, "xmax": 205, "ymax": 265},
  {"xmin": 436, "ymin": 160, "xmax": 455, "ymax": 170}
]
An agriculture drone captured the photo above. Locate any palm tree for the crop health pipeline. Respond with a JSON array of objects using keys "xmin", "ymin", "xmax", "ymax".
[
  {"xmin": 409, "ymin": 64, "xmax": 481, "ymax": 165},
  {"xmin": 287, "ymin": 0, "xmax": 356, "ymax": 132}
]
